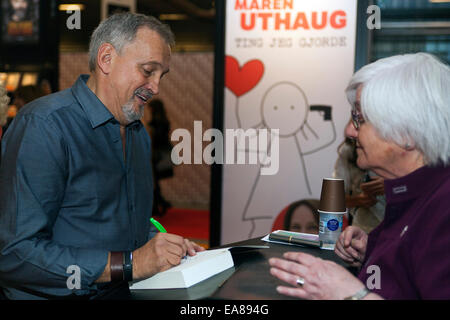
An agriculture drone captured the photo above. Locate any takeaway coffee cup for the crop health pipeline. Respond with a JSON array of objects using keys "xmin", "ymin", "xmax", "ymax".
[{"xmin": 318, "ymin": 178, "xmax": 346, "ymax": 250}]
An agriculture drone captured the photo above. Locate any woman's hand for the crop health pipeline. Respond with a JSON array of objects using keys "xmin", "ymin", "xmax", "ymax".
[
  {"xmin": 269, "ymin": 252, "xmax": 366, "ymax": 300},
  {"xmin": 334, "ymin": 226, "xmax": 368, "ymax": 267}
]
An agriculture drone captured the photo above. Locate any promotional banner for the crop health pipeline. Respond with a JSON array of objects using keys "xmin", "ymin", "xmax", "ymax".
[{"xmin": 221, "ymin": 0, "xmax": 358, "ymax": 243}]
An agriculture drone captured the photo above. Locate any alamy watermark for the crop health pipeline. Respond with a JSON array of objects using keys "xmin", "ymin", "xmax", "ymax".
[
  {"xmin": 171, "ymin": 121, "xmax": 280, "ymax": 175},
  {"xmin": 65, "ymin": 10, "xmax": 81, "ymax": 30},
  {"xmin": 367, "ymin": 5, "xmax": 381, "ymax": 30},
  {"xmin": 64, "ymin": 5, "xmax": 381, "ymax": 31},
  {"xmin": 66, "ymin": 265, "xmax": 81, "ymax": 290},
  {"xmin": 365, "ymin": 264, "xmax": 381, "ymax": 290},
  {"xmin": 63, "ymin": 5, "xmax": 381, "ymax": 31}
]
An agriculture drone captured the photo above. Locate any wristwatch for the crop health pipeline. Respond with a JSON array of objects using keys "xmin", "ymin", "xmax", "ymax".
[
  {"xmin": 110, "ymin": 251, "xmax": 133, "ymax": 282},
  {"xmin": 123, "ymin": 251, "xmax": 133, "ymax": 282},
  {"xmin": 344, "ymin": 287, "xmax": 370, "ymax": 300}
]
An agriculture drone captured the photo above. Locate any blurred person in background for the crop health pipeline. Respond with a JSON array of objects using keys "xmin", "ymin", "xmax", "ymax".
[
  {"xmin": 0, "ymin": 83, "xmax": 10, "ymax": 140},
  {"xmin": 13, "ymin": 84, "xmax": 45, "ymax": 110},
  {"xmin": 283, "ymin": 199, "xmax": 320, "ymax": 234},
  {"xmin": 334, "ymin": 136, "xmax": 385, "ymax": 234},
  {"xmin": 1, "ymin": 84, "xmax": 46, "ymax": 134},
  {"xmin": 147, "ymin": 98, "xmax": 173, "ymax": 216},
  {"xmin": 9, "ymin": 0, "xmax": 31, "ymax": 22}
]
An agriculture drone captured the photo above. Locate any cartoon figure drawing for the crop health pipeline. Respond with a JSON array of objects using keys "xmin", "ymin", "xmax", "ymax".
[{"xmin": 225, "ymin": 56, "xmax": 336, "ymax": 238}]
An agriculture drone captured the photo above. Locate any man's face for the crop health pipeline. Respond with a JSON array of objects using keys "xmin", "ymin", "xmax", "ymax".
[
  {"xmin": 108, "ymin": 27, "xmax": 171, "ymax": 124},
  {"xmin": 11, "ymin": 0, "xmax": 28, "ymax": 21}
]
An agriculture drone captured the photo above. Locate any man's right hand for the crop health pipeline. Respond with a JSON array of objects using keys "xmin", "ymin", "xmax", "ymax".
[
  {"xmin": 132, "ymin": 233, "xmax": 189, "ymax": 280},
  {"xmin": 334, "ymin": 226, "xmax": 368, "ymax": 268}
]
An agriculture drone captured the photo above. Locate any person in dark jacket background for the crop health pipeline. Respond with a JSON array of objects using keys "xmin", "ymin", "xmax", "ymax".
[{"xmin": 147, "ymin": 98, "xmax": 173, "ymax": 216}]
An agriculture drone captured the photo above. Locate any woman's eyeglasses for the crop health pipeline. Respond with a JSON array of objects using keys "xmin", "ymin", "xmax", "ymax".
[{"xmin": 351, "ymin": 109, "xmax": 365, "ymax": 129}]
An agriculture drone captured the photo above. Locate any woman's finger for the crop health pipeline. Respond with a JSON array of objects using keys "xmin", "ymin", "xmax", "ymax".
[
  {"xmin": 276, "ymin": 285, "xmax": 308, "ymax": 299},
  {"xmin": 269, "ymin": 266, "xmax": 301, "ymax": 288},
  {"xmin": 335, "ymin": 243, "xmax": 356, "ymax": 262},
  {"xmin": 269, "ymin": 257, "xmax": 308, "ymax": 277},
  {"xmin": 336, "ymin": 236, "xmax": 353, "ymax": 255},
  {"xmin": 345, "ymin": 245, "xmax": 363, "ymax": 262},
  {"xmin": 282, "ymin": 252, "xmax": 317, "ymax": 267}
]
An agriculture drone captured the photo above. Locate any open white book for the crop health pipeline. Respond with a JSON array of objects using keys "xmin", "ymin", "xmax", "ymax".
[{"xmin": 129, "ymin": 245, "xmax": 268, "ymax": 290}]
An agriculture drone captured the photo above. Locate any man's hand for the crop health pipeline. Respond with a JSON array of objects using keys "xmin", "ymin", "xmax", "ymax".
[
  {"xmin": 132, "ymin": 233, "xmax": 205, "ymax": 280},
  {"xmin": 184, "ymin": 238, "xmax": 206, "ymax": 257}
]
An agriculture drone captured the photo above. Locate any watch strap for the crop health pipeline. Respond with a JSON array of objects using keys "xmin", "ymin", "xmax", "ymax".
[{"xmin": 110, "ymin": 251, "xmax": 124, "ymax": 282}]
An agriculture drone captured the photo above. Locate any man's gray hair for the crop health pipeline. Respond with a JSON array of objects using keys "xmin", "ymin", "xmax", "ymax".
[
  {"xmin": 0, "ymin": 83, "xmax": 10, "ymax": 127},
  {"xmin": 345, "ymin": 52, "xmax": 450, "ymax": 165},
  {"xmin": 88, "ymin": 12, "xmax": 175, "ymax": 72}
]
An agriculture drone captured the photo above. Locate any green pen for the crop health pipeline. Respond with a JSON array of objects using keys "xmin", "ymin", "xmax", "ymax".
[{"xmin": 150, "ymin": 217, "xmax": 167, "ymax": 233}]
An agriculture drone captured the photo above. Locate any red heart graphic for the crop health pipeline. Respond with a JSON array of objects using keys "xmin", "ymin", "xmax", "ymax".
[{"xmin": 225, "ymin": 56, "xmax": 264, "ymax": 97}]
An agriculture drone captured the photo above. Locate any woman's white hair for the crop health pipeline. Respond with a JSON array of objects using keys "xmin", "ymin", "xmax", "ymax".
[
  {"xmin": 0, "ymin": 84, "xmax": 10, "ymax": 127},
  {"xmin": 346, "ymin": 52, "xmax": 450, "ymax": 165}
]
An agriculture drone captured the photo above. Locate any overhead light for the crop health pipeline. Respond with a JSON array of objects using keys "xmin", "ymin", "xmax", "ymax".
[
  {"xmin": 59, "ymin": 4, "xmax": 85, "ymax": 11},
  {"xmin": 429, "ymin": 0, "xmax": 450, "ymax": 2},
  {"xmin": 159, "ymin": 14, "xmax": 189, "ymax": 21}
]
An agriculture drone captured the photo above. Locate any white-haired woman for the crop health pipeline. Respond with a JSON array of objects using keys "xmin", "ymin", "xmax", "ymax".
[
  {"xmin": 269, "ymin": 52, "xmax": 450, "ymax": 300},
  {"xmin": 0, "ymin": 84, "xmax": 10, "ymax": 140}
]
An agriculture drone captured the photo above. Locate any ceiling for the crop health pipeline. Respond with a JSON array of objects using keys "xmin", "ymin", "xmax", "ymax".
[
  {"xmin": 137, "ymin": 0, "xmax": 216, "ymax": 51},
  {"xmin": 138, "ymin": 0, "xmax": 215, "ymax": 17},
  {"xmin": 59, "ymin": 0, "xmax": 216, "ymax": 52}
]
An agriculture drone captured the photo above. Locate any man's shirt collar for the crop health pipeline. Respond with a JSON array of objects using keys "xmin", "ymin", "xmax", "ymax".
[{"xmin": 71, "ymin": 74, "xmax": 114, "ymax": 129}]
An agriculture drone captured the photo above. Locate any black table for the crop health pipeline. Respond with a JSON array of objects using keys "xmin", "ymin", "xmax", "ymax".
[{"xmin": 130, "ymin": 236, "xmax": 347, "ymax": 300}]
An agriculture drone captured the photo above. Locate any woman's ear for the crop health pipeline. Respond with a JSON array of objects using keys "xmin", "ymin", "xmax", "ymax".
[
  {"xmin": 96, "ymin": 43, "xmax": 115, "ymax": 75},
  {"xmin": 403, "ymin": 139, "xmax": 416, "ymax": 151}
]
